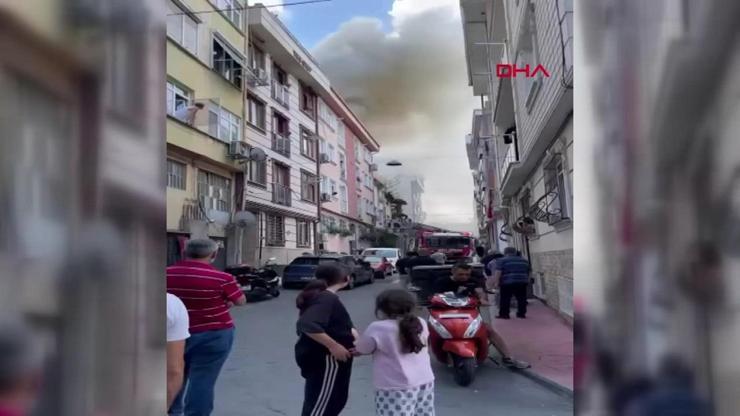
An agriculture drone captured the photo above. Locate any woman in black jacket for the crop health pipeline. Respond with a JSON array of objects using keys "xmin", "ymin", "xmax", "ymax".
[{"xmin": 295, "ymin": 264, "xmax": 358, "ymax": 416}]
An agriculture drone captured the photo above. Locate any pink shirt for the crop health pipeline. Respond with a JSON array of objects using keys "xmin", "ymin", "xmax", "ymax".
[{"xmin": 355, "ymin": 318, "xmax": 435, "ymax": 390}]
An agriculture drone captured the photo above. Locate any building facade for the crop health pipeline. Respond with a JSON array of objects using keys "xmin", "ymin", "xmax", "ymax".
[
  {"xmin": 392, "ymin": 175, "xmax": 426, "ymax": 224},
  {"xmin": 461, "ymin": 0, "xmax": 573, "ymax": 318}
]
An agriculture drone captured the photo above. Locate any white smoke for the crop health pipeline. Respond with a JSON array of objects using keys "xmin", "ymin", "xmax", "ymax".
[{"xmin": 312, "ymin": 0, "xmax": 478, "ymax": 232}]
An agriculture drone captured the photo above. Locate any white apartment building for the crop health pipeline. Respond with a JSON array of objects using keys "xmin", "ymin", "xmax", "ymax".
[
  {"xmin": 242, "ymin": 5, "xmax": 329, "ymax": 265},
  {"xmin": 461, "ymin": 0, "xmax": 573, "ymax": 318},
  {"xmin": 392, "ymin": 175, "xmax": 426, "ymax": 224}
]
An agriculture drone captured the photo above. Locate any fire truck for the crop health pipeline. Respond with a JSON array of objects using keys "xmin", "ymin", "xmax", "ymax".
[{"xmin": 414, "ymin": 230, "xmax": 475, "ymax": 263}]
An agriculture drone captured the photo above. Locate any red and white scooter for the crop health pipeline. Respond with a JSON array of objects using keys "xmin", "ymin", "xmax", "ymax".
[{"xmin": 426, "ymin": 291, "xmax": 489, "ymax": 386}]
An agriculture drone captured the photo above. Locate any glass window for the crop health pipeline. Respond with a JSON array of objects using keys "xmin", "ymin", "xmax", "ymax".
[
  {"xmin": 300, "ymin": 128, "xmax": 316, "ymax": 160},
  {"xmin": 212, "ymin": 37, "xmax": 243, "ymax": 88},
  {"xmin": 197, "ymin": 170, "xmax": 231, "ymax": 212},
  {"xmin": 167, "ymin": 1, "xmax": 198, "ymax": 54},
  {"xmin": 167, "ymin": 159, "xmax": 187, "ymax": 190},
  {"xmin": 301, "ymin": 171, "xmax": 318, "ymax": 203},
  {"xmin": 266, "ymin": 214, "xmax": 285, "ymax": 246},
  {"xmin": 297, "ymin": 220, "xmax": 311, "ymax": 247},
  {"xmin": 248, "ymin": 157, "xmax": 266, "ymax": 185},
  {"xmin": 218, "ymin": 0, "xmax": 243, "ymax": 29},
  {"xmin": 247, "ymin": 95, "xmax": 266, "ymax": 130},
  {"xmin": 248, "ymin": 43, "xmax": 265, "ymax": 70},
  {"xmin": 339, "ymin": 185, "xmax": 348, "ymax": 213},
  {"xmin": 208, "ymin": 101, "xmax": 241, "ymax": 142},
  {"xmin": 166, "ymin": 81, "xmax": 191, "ymax": 116}
]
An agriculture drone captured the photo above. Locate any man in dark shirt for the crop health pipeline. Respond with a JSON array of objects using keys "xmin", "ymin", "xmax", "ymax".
[
  {"xmin": 407, "ymin": 249, "xmax": 438, "ymax": 271},
  {"xmin": 433, "ymin": 262, "xmax": 529, "ymax": 369},
  {"xmin": 493, "ymin": 247, "xmax": 532, "ymax": 319},
  {"xmin": 396, "ymin": 251, "xmax": 417, "ymax": 288}
]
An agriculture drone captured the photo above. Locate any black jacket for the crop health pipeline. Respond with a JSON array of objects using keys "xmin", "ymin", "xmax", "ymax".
[{"xmin": 295, "ymin": 291, "xmax": 354, "ymax": 365}]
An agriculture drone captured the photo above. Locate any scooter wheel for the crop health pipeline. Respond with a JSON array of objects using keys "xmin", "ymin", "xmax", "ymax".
[
  {"xmin": 270, "ymin": 288, "xmax": 280, "ymax": 298},
  {"xmin": 452, "ymin": 356, "xmax": 476, "ymax": 387}
]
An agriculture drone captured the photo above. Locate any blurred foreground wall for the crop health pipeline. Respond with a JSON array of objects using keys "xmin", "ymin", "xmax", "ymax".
[
  {"xmin": 577, "ymin": 0, "xmax": 740, "ymax": 414},
  {"xmin": 0, "ymin": 0, "xmax": 165, "ymax": 414}
]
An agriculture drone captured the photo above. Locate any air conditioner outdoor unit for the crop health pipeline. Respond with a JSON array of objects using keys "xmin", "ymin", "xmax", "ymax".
[
  {"xmin": 320, "ymin": 193, "xmax": 332, "ymax": 202},
  {"xmin": 247, "ymin": 67, "xmax": 269, "ymax": 87},
  {"xmin": 319, "ymin": 153, "xmax": 331, "ymax": 164},
  {"xmin": 228, "ymin": 141, "xmax": 250, "ymax": 159}
]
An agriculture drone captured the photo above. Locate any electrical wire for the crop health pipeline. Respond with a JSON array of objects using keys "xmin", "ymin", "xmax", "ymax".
[{"xmin": 167, "ymin": 0, "xmax": 332, "ymax": 17}]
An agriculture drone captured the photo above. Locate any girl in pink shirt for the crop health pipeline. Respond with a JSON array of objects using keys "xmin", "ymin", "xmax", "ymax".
[{"xmin": 354, "ymin": 289, "xmax": 435, "ymax": 416}]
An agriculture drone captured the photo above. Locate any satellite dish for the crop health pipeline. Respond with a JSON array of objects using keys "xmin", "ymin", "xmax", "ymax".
[
  {"xmin": 248, "ymin": 147, "xmax": 267, "ymax": 162},
  {"xmin": 233, "ymin": 211, "xmax": 257, "ymax": 227}
]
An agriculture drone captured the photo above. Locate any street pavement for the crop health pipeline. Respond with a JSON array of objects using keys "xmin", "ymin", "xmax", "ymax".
[{"xmin": 213, "ymin": 277, "xmax": 574, "ymax": 416}]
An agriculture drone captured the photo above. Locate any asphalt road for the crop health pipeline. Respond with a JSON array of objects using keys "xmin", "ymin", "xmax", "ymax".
[{"xmin": 213, "ymin": 277, "xmax": 574, "ymax": 416}]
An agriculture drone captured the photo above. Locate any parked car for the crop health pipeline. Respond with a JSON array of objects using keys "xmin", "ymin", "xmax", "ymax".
[
  {"xmin": 282, "ymin": 255, "xmax": 374, "ymax": 289},
  {"xmin": 364, "ymin": 256, "xmax": 394, "ymax": 279},
  {"xmin": 360, "ymin": 248, "xmax": 400, "ymax": 270}
]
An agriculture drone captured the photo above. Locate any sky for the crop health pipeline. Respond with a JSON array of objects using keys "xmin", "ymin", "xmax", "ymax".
[{"xmin": 270, "ymin": 0, "xmax": 478, "ymax": 233}]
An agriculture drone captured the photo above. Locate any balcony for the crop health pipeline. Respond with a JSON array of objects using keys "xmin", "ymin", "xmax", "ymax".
[
  {"xmin": 272, "ymin": 81, "xmax": 290, "ymax": 109},
  {"xmin": 272, "ymin": 132, "xmax": 291, "ymax": 157},
  {"xmin": 272, "ymin": 183, "xmax": 292, "ymax": 206}
]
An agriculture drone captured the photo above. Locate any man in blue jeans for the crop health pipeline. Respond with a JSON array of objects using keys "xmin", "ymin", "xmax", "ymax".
[{"xmin": 167, "ymin": 239, "xmax": 247, "ymax": 416}]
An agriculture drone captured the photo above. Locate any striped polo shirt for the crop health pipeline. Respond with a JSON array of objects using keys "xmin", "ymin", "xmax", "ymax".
[
  {"xmin": 167, "ymin": 260, "xmax": 243, "ymax": 333},
  {"xmin": 495, "ymin": 255, "xmax": 531, "ymax": 285}
]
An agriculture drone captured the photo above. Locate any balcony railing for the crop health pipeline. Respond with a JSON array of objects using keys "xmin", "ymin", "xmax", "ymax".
[
  {"xmin": 272, "ymin": 132, "xmax": 291, "ymax": 156},
  {"xmin": 272, "ymin": 81, "xmax": 290, "ymax": 109},
  {"xmin": 499, "ymin": 143, "xmax": 518, "ymax": 185},
  {"xmin": 272, "ymin": 183, "xmax": 292, "ymax": 206}
]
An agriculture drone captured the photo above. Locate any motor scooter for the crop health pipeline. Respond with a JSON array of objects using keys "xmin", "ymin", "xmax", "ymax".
[
  {"xmin": 426, "ymin": 290, "xmax": 489, "ymax": 386},
  {"xmin": 225, "ymin": 257, "xmax": 280, "ymax": 301}
]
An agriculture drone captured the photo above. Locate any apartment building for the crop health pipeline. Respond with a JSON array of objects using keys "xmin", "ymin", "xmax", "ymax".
[
  {"xmin": 461, "ymin": 0, "xmax": 573, "ymax": 318},
  {"xmin": 392, "ymin": 175, "xmax": 426, "ymax": 224},
  {"xmin": 1, "ymin": 2, "xmax": 165, "ymax": 414},
  {"xmin": 319, "ymin": 93, "xmax": 381, "ymax": 254},
  {"xmin": 166, "ymin": 0, "xmax": 249, "ymax": 268},
  {"xmin": 581, "ymin": 0, "xmax": 740, "ymax": 410}
]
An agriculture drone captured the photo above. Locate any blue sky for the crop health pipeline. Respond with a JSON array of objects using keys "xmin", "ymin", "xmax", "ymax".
[{"xmin": 278, "ymin": 0, "xmax": 395, "ymax": 49}]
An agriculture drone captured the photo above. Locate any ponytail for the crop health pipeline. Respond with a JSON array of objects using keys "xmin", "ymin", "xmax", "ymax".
[
  {"xmin": 296, "ymin": 280, "xmax": 328, "ymax": 313},
  {"xmin": 398, "ymin": 313, "xmax": 424, "ymax": 354},
  {"xmin": 375, "ymin": 288, "xmax": 424, "ymax": 354}
]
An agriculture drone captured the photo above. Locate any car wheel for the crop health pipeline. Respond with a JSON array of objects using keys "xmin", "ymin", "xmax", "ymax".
[
  {"xmin": 369, "ymin": 272, "xmax": 375, "ymax": 284},
  {"xmin": 347, "ymin": 275, "xmax": 356, "ymax": 290}
]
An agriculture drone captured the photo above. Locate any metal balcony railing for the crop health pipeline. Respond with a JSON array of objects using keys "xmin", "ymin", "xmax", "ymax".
[
  {"xmin": 272, "ymin": 183, "xmax": 292, "ymax": 206},
  {"xmin": 499, "ymin": 143, "xmax": 518, "ymax": 184},
  {"xmin": 272, "ymin": 132, "xmax": 291, "ymax": 156},
  {"xmin": 272, "ymin": 81, "xmax": 290, "ymax": 109}
]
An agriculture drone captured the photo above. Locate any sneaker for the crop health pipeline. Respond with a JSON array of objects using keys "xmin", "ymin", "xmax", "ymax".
[
  {"xmin": 502, "ymin": 357, "xmax": 531, "ymax": 369},
  {"xmin": 496, "ymin": 315, "xmax": 511, "ymax": 320}
]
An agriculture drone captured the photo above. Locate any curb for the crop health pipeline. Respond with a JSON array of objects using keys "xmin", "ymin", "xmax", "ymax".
[{"xmin": 513, "ymin": 368, "xmax": 574, "ymax": 398}]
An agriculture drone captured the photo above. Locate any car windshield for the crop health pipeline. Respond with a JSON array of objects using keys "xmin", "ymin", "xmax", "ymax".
[
  {"xmin": 362, "ymin": 249, "xmax": 396, "ymax": 257},
  {"xmin": 364, "ymin": 256, "xmax": 383, "ymax": 263},
  {"xmin": 289, "ymin": 257, "xmax": 338, "ymax": 265},
  {"xmin": 425, "ymin": 237, "xmax": 471, "ymax": 248}
]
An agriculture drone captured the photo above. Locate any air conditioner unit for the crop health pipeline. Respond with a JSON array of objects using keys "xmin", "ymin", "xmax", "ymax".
[
  {"xmin": 247, "ymin": 67, "xmax": 269, "ymax": 87},
  {"xmin": 228, "ymin": 141, "xmax": 250, "ymax": 159},
  {"xmin": 320, "ymin": 193, "xmax": 332, "ymax": 202},
  {"xmin": 319, "ymin": 153, "xmax": 331, "ymax": 164}
]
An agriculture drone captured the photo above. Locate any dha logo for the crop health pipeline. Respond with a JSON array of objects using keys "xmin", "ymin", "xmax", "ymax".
[{"xmin": 496, "ymin": 64, "xmax": 550, "ymax": 78}]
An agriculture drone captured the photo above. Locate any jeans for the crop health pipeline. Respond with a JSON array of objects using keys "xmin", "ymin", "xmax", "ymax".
[
  {"xmin": 169, "ymin": 327, "xmax": 235, "ymax": 416},
  {"xmin": 498, "ymin": 283, "xmax": 528, "ymax": 318}
]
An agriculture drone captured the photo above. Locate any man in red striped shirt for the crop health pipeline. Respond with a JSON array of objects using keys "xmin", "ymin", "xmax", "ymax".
[{"xmin": 167, "ymin": 239, "xmax": 246, "ymax": 416}]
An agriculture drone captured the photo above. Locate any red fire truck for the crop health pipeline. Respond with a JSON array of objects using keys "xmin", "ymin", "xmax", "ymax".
[{"xmin": 415, "ymin": 231, "xmax": 475, "ymax": 263}]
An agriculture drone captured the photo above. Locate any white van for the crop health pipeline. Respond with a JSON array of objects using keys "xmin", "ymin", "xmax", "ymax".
[{"xmin": 360, "ymin": 248, "xmax": 401, "ymax": 269}]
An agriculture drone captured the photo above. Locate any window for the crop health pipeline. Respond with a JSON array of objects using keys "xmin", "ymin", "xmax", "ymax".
[
  {"xmin": 300, "ymin": 127, "xmax": 317, "ymax": 160},
  {"xmin": 339, "ymin": 220, "xmax": 347, "ymax": 231},
  {"xmin": 300, "ymin": 84, "xmax": 317, "ymax": 119},
  {"xmin": 339, "ymin": 151, "xmax": 347, "ymax": 181},
  {"xmin": 248, "ymin": 43, "xmax": 265, "ymax": 71},
  {"xmin": 297, "ymin": 220, "xmax": 311, "ymax": 247},
  {"xmin": 272, "ymin": 65, "xmax": 289, "ymax": 109},
  {"xmin": 557, "ymin": 0, "xmax": 573, "ymax": 73},
  {"xmin": 354, "ymin": 140, "xmax": 360, "ymax": 160},
  {"xmin": 166, "ymin": 81, "xmax": 191, "ymax": 117},
  {"xmin": 338, "ymin": 123, "xmax": 346, "ymax": 142},
  {"xmin": 197, "ymin": 170, "xmax": 231, "ymax": 212},
  {"xmin": 167, "ymin": 1, "xmax": 198, "ymax": 54},
  {"xmin": 301, "ymin": 170, "xmax": 318, "ymax": 204},
  {"xmin": 212, "ymin": 36, "xmax": 243, "ymax": 89},
  {"xmin": 339, "ymin": 185, "xmax": 348, "ymax": 213},
  {"xmin": 272, "ymin": 163, "xmax": 291, "ymax": 206},
  {"xmin": 247, "ymin": 94, "xmax": 266, "ymax": 130},
  {"xmin": 216, "ymin": 0, "xmax": 243, "ymax": 29},
  {"xmin": 319, "ymin": 100, "xmax": 337, "ymax": 131},
  {"xmin": 330, "ymin": 180, "xmax": 337, "ymax": 196},
  {"xmin": 208, "ymin": 102, "xmax": 241, "ymax": 142},
  {"xmin": 544, "ymin": 156, "xmax": 570, "ymax": 223},
  {"xmin": 272, "ymin": 112, "xmax": 291, "ymax": 156},
  {"xmin": 248, "ymin": 156, "xmax": 266, "ymax": 186},
  {"xmin": 266, "ymin": 214, "xmax": 285, "ymax": 246},
  {"xmin": 167, "ymin": 159, "xmax": 187, "ymax": 190},
  {"xmin": 327, "ymin": 144, "xmax": 336, "ymax": 164}
]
